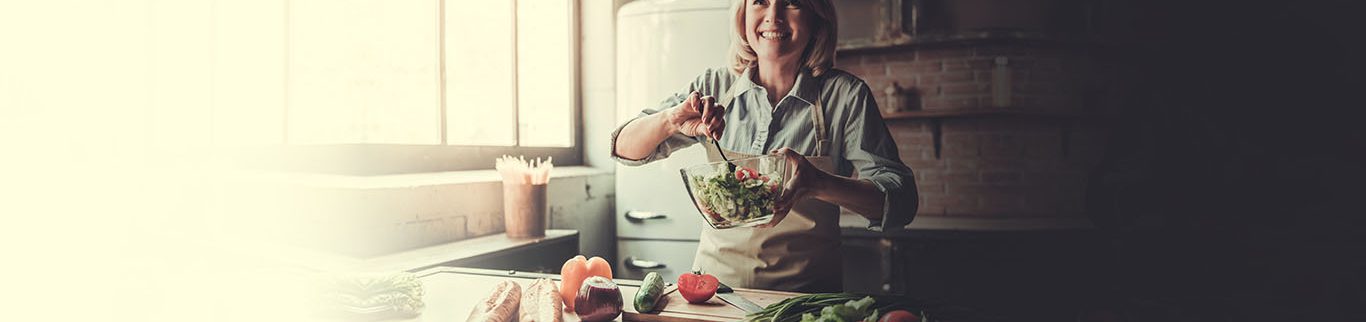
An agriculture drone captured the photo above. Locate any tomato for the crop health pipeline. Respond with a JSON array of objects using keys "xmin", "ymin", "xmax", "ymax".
[
  {"xmin": 677, "ymin": 271, "xmax": 718, "ymax": 304},
  {"xmin": 561, "ymin": 255, "xmax": 614, "ymax": 310},
  {"xmin": 734, "ymin": 167, "xmax": 757, "ymax": 181},
  {"xmin": 878, "ymin": 310, "xmax": 920, "ymax": 322}
]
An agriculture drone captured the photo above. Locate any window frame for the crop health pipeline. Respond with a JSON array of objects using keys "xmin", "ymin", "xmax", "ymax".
[
  {"xmin": 233, "ymin": 144, "xmax": 581, "ymax": 175},
  {"xmin": 253, "ymin": 0, "xmax": 583, "ymax": 175}
]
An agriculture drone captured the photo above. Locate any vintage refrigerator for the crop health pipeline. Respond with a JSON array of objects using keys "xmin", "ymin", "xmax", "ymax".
[{"xmin": 613, "ymin": 0, "xmax": 731, "ymax": 281}]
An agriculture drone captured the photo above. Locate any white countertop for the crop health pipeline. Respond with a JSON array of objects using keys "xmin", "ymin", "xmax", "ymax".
[{"xmin": 213, "ymin": 230, "xmax": 578, "ymax": 272}]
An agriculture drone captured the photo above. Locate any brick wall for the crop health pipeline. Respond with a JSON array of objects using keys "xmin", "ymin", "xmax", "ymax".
[
  {"xmin": 837, "ymin": 44, "xmax": 1115, "ymax": 223},
  {"xmin": 838, "ymin": 44, "xmax": 1100, "ymax": 113}
]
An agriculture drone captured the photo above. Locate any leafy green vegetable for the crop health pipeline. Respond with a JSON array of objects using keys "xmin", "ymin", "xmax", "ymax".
[
  {"xmin": 746, "ymin": 293, "xmax": 935, "ymax": 322},
  {"xmin": 863, "ymin": 309, "xmax": 880, "ymax": 322},
  {"xmin": 795, "ymin": 296, "xmax": 877, "ymax": 322},
  {"xmin": 848, "ymin": 297, "xmax": 876, "ymax": 312},
  {"xmin": 691, "ymin": 165, "xmax": 781, "ymax": 226}
]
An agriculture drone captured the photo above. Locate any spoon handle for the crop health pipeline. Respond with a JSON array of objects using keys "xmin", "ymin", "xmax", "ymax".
[{"xmin": 711, "ymin": 138, "xmax": 737, "ymax": 172}]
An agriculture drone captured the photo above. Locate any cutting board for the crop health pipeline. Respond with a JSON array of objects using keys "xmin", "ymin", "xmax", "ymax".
[
  {"xmin": 619, "ymin": 286, "xmax": 797, "ymax": 322},
  {"xmin": 400, "ymin": 267, "xmax": 802, "ymax": 322}
]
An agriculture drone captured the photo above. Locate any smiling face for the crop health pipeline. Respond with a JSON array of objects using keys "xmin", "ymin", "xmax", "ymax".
[{"xmin": 743, "ymin": 0, "xmax": 812, "ymax": 66}]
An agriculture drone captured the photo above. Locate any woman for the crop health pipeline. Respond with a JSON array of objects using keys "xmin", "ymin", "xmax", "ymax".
[{"xmin": 611, "ymin": 0, "xmax": 917, "ymax": 293}]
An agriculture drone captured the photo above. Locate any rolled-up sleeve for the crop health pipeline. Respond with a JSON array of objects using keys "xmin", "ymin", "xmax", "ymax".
[
  {"xmin": 841, "ymin": 83, "xmax": 919, "ymax": 231},
  {"xmin": 610, "ymin": 111, "xmax": 697, "ymax": 166},
  {"xmin": 611, "ymin": 69, "xmax": 729, "ymax": 166}
]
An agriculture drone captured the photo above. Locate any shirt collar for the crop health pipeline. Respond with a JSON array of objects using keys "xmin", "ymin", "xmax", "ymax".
[
  {"xmin": 734, "ymin": 68, "xmax": 823, "ymax": 107},
  {"xmin": 790, "ymin": 70, "xmax": 823, "ymax": 106},
  {"xmin": 732, "ymin": 68, "xmax": 763, "ymax": 97}
]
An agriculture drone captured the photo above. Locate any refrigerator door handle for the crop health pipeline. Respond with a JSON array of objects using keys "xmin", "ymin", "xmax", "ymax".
[
  {"xmin": 624, "ymin": 257, "xmax": 667, "ymax": 269},
  {"xmin": 625, "ymin": 210, "xmax": 668, "ymax": 221}
]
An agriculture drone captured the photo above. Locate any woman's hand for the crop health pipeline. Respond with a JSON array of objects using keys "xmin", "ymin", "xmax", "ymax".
[
  {"xmin": 757, "ymin": 147, "xmax": 829, "ymax": 228},
  {"xmin": 665, "ymin": 91, "xmax": 726, "ymax": 141}
]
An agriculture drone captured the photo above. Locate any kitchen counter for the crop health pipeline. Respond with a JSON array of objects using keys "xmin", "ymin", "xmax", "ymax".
[
  {"xmin": 404, "ymin": 266, "xmax": 802, "ymax": 322},
  {"xmin": 213, "ymin": 230, "xmax": 578, "ymax": 273},
  {"xmin": 838, "ymin": 212, "xmax": 1104, "ymax": 320},
  {"xmin": 838, "ymin": 213, "xmax": 1093, "ymax": 238},
  {"xmin": 837, "ymin": 212, "xmax": 1100, "ymax": 300}
]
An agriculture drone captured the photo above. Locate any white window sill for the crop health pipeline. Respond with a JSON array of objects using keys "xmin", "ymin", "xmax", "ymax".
[{"xmin": 219, "ymin": 165, "xmax": 612, "ymax": 188}]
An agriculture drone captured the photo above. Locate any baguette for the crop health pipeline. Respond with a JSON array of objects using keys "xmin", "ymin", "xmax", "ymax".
[
  {"xmin": 467, "ymin": 280, "xmax": 521, "ymax": 322},
  {"xmin": 519, "ymin": 278, "xmax": 564, "ymax": 322}
]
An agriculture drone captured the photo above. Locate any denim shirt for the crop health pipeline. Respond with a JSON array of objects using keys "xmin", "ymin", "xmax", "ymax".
[{"xmin": 611, "ymin": 67, "xmax": 918, "ymax": 231}]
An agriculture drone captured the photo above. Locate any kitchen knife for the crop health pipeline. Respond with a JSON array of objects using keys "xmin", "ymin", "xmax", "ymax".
[{"xmin": 715, "ymin": 282, "xmax": 765, "ymax": 314}]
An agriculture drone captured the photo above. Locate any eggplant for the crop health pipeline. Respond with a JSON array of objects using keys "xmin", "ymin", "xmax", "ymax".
[{"xmin": 573, "ymin": 276, "xmax": 622, "ymax": 321}]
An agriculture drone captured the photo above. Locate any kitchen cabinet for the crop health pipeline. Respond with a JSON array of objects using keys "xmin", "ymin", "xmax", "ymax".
[
  {"xmin": 615, "ymin": 239, "xmax": 700, "ymax": 282},
  {"xmin": 613, "ymin": 155, "xmax": 710, "ymax": 281},
  {"xmin": 839, "ymin": 226, "xmax": 1105, "ymax": 318},
  {"xmin": 840, "ymin": 236, "xmax": 902, "ymax": 294},
  {"xmin": 614, "ymin": 178, "xmax": 705, "ymax": 241}
]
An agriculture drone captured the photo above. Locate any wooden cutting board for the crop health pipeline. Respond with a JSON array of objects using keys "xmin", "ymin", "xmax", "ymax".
[
  {"xmin": 396, "ymin": 267, "xmax": 802, "ymax": 322},
  {"xmin": 619, "ymin": 285, "xmax": 798, "ymax": 322}
]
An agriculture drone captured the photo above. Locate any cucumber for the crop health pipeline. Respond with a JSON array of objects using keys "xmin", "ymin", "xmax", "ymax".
[{"xmin": 633, "ymin": 272, "xmax": 666, "ymax": 313}]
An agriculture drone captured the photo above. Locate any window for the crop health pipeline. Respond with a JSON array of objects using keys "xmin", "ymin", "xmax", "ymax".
[{"xmin": 213, "ymin": 0, "xmax": 580, "ymax": 174}]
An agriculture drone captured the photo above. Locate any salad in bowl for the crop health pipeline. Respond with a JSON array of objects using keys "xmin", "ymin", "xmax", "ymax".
[{"xmin": 680, "ymin": 154, "xmax": 789, "ymax": 229}]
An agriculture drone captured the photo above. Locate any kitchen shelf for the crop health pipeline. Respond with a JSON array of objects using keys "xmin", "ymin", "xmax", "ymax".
[
  {"xmin": 839, "ymin": 30, "xmax": 1119, "ymax": 54},
  {"xmin": 881, "ymin": 107, "xmax": 1116, "ymax": 158},
  {"xmin": 882, "ymin": 107, "xmax": 1116, "ymax": 121}
]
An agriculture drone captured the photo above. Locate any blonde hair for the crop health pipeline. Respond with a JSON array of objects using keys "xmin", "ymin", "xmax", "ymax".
[{"xmin": 728, "ymin": 0, "xmax": 838, "ymax": 77}]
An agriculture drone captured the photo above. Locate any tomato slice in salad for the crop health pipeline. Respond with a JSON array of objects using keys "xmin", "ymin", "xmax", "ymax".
[{"xmin": 734, "ymin": 167, "xmax": 758, "ymax": 181}]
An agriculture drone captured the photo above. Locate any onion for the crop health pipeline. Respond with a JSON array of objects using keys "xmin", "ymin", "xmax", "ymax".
[{"xmin": 573, "ymin": 276, "xmax": 622, "ymax": 321}]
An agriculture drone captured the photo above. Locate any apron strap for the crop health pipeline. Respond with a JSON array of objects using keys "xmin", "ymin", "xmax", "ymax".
[
  {"xmin": 805, "ymin": 72, "xmax": 830, "ymax": 157},
  {"xmin": 810, "ymin": 91, "xmax": 828, "ymax": 156}
]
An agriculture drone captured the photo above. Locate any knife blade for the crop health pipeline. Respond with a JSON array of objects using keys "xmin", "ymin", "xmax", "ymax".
[{"xmin": 715, "ymin": 282, "xmax": 765, "ymax": 314}]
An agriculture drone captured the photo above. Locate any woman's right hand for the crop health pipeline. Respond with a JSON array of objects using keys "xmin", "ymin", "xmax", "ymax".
[{"xmin": 665, "ymin": 91, "xmax": 726, "ymax": 141}]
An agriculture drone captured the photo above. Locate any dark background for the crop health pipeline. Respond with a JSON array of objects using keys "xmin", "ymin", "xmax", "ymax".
[
  {"xmin": 830, "ymin": 0, "xmax": 1366, "ymax": 320},
  {"xmin": 1066, "ymin": 0, "xmax": 1363, "ymax": 320}
]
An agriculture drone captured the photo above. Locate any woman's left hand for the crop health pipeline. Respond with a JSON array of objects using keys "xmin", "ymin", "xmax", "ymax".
[{"xmin": 758, "ymin": 148, "xmax": 827, "ymax": 228}]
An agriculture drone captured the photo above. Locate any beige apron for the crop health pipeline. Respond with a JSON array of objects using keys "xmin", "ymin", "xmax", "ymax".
[{"xmin": 692, "ymin": 79, "xmax": 843, "ymax": 293}]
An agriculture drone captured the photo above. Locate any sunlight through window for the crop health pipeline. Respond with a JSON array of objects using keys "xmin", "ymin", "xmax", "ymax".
[
  {"xmin": 516, "ymin": 0, "xmax": 574, "ymax": 147},
  {"xmin": 445, "ymin": 1, "xmax": 516, "ymax": 146}
]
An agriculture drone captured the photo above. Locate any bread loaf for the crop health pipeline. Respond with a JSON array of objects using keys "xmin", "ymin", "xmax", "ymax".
[
  {"xmin": 467, "ymin": 280, "xmax": 521, "ymax": 322},
  {"xmin": 519, "ymin": 278, "xmax": 563, "ymax": 322}
]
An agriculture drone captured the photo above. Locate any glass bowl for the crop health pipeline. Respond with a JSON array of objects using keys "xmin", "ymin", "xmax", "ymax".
[{"xmin": 679, "ymin": 154, "xmax": 789, "ymax": 229}]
